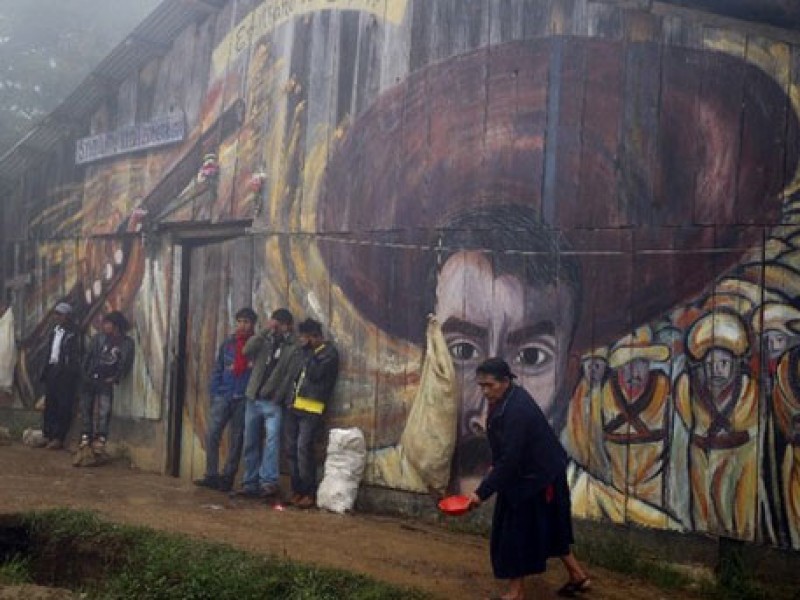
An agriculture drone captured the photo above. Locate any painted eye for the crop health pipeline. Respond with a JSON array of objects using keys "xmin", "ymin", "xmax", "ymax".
[
  {"xmin": 513, "ymin": 346, "xmax": 552, "ymax": 368},
  {"xmin": 448, "ymin": 341, "xmax": 481, "ymax": 362}
]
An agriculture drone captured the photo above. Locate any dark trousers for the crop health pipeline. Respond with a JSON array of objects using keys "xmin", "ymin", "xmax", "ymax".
[
  {"xmin": 205, "ymin": 395, "xmax": 246, "ymax": 479},
  {"xmin": 284, "ymin": 409, "xmax": 322, "ymax": 496},
  {"xmin": 80, "ymin": 381, "xmax": 114, "ymax": 440},
  {"xmin": 42, "ymin": 369, "xmax": 78, "ymax": 443}
]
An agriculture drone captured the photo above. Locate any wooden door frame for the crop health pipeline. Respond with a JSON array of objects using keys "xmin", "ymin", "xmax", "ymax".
[{"xmin": 165, "ymin": 220, "xmax": 251, "ymax": 477}]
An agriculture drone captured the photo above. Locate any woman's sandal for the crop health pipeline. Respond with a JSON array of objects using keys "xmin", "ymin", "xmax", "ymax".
[{"xmin": 556, "ymin": 577, "xmax": 591, "ymax": 597}]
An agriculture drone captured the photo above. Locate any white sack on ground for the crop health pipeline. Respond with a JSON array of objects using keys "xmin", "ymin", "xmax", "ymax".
[
  {"xmin": 22, "ymin": 429, "xmax": 45, "ymax": 447},
  {"xmin": 317, "ymin": 428, "xmax": 367, "ymax": 514},
  {"xmin": 0, "ymin": 306, "xmax": 16, "ymax": 392}
]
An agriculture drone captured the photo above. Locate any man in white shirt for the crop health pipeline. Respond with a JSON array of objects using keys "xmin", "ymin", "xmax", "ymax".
[{"xmin": 36, "ymin": 302, "xmax": 82, "ymax": 449}]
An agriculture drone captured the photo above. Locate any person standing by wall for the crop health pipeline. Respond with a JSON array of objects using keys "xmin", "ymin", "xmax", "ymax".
[
  {"xmin": 36, "ymin": 302, "xmax": 82, "ymax": 450},
  {"xmin": 235, "ymin": 308, "xmax": 303, "ymax": 499},
  {"xmin": 287, "ymin": 318, "xmax": 339, "ymax": 509},
  {"xmin": 76, "ymin": 311, "xmax": 134, "ymax": 462},
  {"xmin": 195, "ymin": 307, "xmax": 257, "ymax": 492},
  {"xmin": 467, "ymin": 358, "xmax": 589, "ymax": 600}
]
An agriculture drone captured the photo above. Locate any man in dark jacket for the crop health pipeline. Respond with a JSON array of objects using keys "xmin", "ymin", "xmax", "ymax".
[
  {"xmin": 467, "ymin": 358, "xmax": 589, "ymax": 600},
  {"xmin": 77, "ymin": 311, "xmax": 134, "ymax": 457},
  {"xmin": 287, "ymin": 318, "xmax": 339, "ymax": 508},
  {"xmin": 235, "ymin": 308, "xmax": 304, "ymax": 498},
  {"xmin": 195, "ymin": 307, "xmax": 257, "ymax": 492},
  {"xmin": 37, "ymin": 302, "xmax": 82, "ymax": 450}
]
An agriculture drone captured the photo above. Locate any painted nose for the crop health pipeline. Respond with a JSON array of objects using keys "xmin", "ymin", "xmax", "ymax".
[{"xmin": 467, "ymin": 398, "xmax": 488, "ymax": 436}]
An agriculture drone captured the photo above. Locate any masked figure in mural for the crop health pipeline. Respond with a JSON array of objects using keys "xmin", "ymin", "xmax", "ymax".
[
  {"xmin": 598, "ymin": 328, "xmax": 672, "ymax": 508},
  {"xmin": 760, "ymin": 305, "xmax": 800, "ymax": 547},
  {"xmin": 653, "ymin": 319, "xmax": 688, "ymax": 384},
  {"xmin": 194, "ymin": 307, "xmax": 258, "ymax": 493},
  {"xmin": 235, "ymin": 308, "xmax": 304, "ymax": 499},
  {"xmin": 286, "ymin": 318, "xmax": 340, "ymax": 508},
  {"xmin": 675, "ymin": 310, "xmax": 757, "ymax": 538},
  {"xmin": 33, "ymin": 302, "xmax": 82, "ymax": 450},
  {"xmin": 467, "ymin": 358, "xmax": 590, "ymax": 600},
  {"xmin": 74, "ymin": 311, "xmax": 135, "ymax": 466},
  {"xmin": 561, "ymin": 347, "xmax": 611, "ymax": 478}
]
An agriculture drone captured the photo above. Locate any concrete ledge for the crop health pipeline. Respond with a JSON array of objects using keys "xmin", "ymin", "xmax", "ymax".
[{"xmin": 0, "ymin": 407, "xmax": 39, "ymax": 435}]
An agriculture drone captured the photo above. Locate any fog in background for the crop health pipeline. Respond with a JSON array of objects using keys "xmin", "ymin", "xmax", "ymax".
[{"xmin": 0, "ymin": 0, "xmax": 162, "ymax": 154}]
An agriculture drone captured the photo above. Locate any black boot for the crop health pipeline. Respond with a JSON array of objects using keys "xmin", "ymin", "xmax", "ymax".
[{"xmin": 194, "ymin": 475, "xmax": 220, "ymax": 490}]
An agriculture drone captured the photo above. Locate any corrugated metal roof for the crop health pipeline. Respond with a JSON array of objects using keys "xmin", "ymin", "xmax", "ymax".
[{"xmin": 0, "ymin": 0, "xmax": 227, "ymax": 193}]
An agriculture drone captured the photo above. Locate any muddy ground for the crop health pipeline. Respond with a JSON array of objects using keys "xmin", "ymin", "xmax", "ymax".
[{"xmin": 0, "ymin": 443, "xmax": 699, "ymax": 599}]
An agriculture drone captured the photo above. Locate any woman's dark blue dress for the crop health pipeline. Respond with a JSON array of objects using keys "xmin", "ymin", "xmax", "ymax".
[{"xmin": 475, "ymin": 384, "xmax": 574, "ymax": 578}]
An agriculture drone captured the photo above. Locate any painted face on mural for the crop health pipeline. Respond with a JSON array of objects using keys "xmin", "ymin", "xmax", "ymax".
[
  {"xmin": 764, "ymin": 330, "xmax": 792, "ymax": 361},
  {"xmin": 617, "ymin": 359, "xmax": 651, "ymax": 399},
  {"xmin": 435, "ymin": 250, "xmax": 575, "ymax": 490},
  {"xmin": 703, "ymin": 348, "xmax": 738, "ymax": 394},
  {"xmin": 583, "ymin": 357, "xmax": 608, "ymax": 387}
]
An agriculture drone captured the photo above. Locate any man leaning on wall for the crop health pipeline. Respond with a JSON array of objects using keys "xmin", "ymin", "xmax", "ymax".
[
  {"xmin": 233, "ymin": 309, "xmax": 303, "ymax": 499},
  {"xmin": 286, "ymin": 318, "xmax": 340, "ymax": 509},
  {"xmin": 34, "ymin": 302, "xmax": 82, "ymax": 450},
  {"xmin": 195, "ymin": 307, "xmax": 258, "ymax": 492}
]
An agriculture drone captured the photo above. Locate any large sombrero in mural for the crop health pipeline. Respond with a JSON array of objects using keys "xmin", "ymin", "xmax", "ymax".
[{"xmin": 316, "ymin": 36, "xmax": 798, "ymax": 350}]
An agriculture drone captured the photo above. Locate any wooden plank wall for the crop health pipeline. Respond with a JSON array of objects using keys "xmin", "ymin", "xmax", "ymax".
[{"xmin": 4, "ymin": 0, "xmax": 800, "ymax": 549}]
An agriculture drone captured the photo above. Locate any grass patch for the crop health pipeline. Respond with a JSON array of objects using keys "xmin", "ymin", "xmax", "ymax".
[
  {"xmin": 573, "ymin": 536, "xmax": 800, "ymax": 600},
  {"xmin": 19, "ymin": 509, "xmax": 431, "ymax": 600},
  {"xmin": 575, "ymin": 537, "xmax": 692, "ymax": 590},
  {"xmin": 0, "ymin": 555, "xmax": 32, "ymax": 585}
]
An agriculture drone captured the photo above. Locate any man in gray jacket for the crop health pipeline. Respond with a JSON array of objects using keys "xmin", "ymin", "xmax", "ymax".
[{"xmin": 234, "ymin": 308, "xmax": 303, "ymax": 498}]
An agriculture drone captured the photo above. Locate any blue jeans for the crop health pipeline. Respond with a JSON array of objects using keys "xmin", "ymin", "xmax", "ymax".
[
  {"xmin": 205, "ymin": 395, "xmax": 245, "ymax": 479},
  {"xmin": 285, "ymin": 409, "xmax": 322, "ymax": 496},
  {"xmin": 242, "ymin": 398, "xmax": 283, "ymax": 491}
]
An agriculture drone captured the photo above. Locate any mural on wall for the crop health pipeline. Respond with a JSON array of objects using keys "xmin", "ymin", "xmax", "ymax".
[{"xmin": 8, "ymin": 0, "xmax": 800, "ymax": 551}]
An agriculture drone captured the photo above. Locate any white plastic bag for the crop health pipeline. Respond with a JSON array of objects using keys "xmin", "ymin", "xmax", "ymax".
[
  {"xmin": 0, "ymin": 306, "xmax": 16, "ymax": 392},
  {"xmin": 22, "ymin": 428, "xmax": 45, "ymax": 447},
  {"xmin": 316, "ymin": 428, "xmax": 367, "ymax": 514}
]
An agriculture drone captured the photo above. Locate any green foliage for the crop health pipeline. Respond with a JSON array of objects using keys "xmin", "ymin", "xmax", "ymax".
[
  {"xmin": 710, "ymin": 549, "xmax": 768, "ymax": 600},
  {"xmin": 0, "ymin": 555, "xmax": 32, "ymax": 585},
  {"xmin": 575, "ymin": 538, "xmax": 700, "ymax": 593},
  {"xmin": 26, "ymin": 508, "xmax": 104, "ymax": 540},
  {"xmin": 21, "ymin": 509, "xmax": 430, "ymax": 600},
  {"xmin": 573, "ymin": 536, "xmax": 798, "ymax": 600}
]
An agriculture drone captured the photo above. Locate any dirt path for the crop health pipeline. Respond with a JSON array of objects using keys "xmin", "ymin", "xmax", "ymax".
[{"xmin": 0, "ymin": 444, "xmax": 694, "ymax": 599}]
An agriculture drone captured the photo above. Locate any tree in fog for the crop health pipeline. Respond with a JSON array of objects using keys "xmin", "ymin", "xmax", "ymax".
[{"xmin": 0, "ymin": 0, "xmax": 160, "ymax": 153}]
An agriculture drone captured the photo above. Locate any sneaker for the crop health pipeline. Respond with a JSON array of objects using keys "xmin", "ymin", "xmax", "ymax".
[
  {"xmin": 218, "ymin": 476, "xmax": 234, "ymax": 493},
  {"xmin": 230, "ymin": 487, "xmax": 261, "ymax": 499},
  {"xmin": 294, "ymin": 495, "xmax": 315, "ymax": 509},
  {"xmin": 91, "ymin": 437, "xmax": 107, "ymax": 455},
  {"xmin": 194, "ymin": 475, "xmax": 220, "ymax": 490},
  {"xmin": 259, "ymin": 483, "xmax": 280, "ymax": 498},
  {"xmin": 45, "ymin": 439, "xmax": 63, "ymax": 450},
  {"xmin": 78, "ymin": 435, "xmax": 91, "ymax": 449}
]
